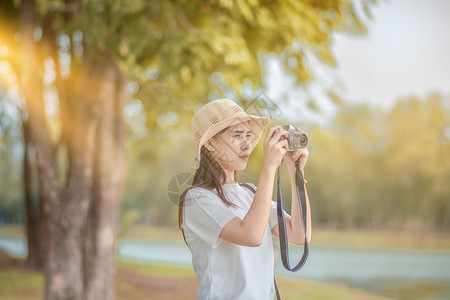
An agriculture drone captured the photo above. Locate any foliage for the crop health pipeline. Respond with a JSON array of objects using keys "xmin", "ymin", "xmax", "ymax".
[
  {"xmin": 307, "ymin": 94, "xmax": 450, "ymax": 229},
  {"xmin": 53, "ymin": 0, "xmax": 371, "ymax": 125}
]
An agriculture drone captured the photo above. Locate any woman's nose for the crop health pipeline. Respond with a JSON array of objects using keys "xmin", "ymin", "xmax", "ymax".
[{"xmin": 241, "ymin": 138, "xmax": 251, "ymax": 150}]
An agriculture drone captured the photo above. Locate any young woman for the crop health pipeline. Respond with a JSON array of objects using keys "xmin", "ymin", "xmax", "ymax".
[{"xmin": 179, "ymin": 99, "xmax": 311, "ymax": 299}]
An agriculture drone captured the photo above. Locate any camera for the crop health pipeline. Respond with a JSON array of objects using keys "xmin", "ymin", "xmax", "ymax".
[{"xmin": 278, "ymin": 125, "xmax": 308, "ymax": 151}]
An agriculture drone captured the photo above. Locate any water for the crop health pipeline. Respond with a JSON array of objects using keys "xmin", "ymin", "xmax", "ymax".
[
  {"xmin": 273, "ymin": 244, "xmax": 450, "ymax": 298},
  {"xmin": 0, "ymin": 235, "xmax": 27, "ymax": 257},
  {"xmin": 117, "ymin": 239, "xmax": 191, "ymax": 266},
  {"xmin": 2, "ymin": 236, "xmax": 450, "ymax": 299}
]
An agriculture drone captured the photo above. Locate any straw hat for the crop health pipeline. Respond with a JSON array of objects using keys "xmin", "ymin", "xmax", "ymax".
[{"xmin": 191, "ymin": 98, "xmax": 270, "ymax": 168}]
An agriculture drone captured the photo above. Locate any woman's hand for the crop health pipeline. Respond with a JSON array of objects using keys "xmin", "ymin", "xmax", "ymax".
[
  {"xmin": 284, "ymin": 128, "xmax": 309, "ymax": 179},
  {"xmin": 262, "ymin": 126, "xmax": 288, "ymax": 173}
]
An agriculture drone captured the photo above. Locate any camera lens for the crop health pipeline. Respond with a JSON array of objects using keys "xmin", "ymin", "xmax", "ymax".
[{"xmin": 292, "ymin": 132, "xmax": 308, "ymax": 149}]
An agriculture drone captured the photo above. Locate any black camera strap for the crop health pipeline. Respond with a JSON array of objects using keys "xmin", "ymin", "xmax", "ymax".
[{"xmin": 276, "ymin": 159, "xmax": 309, "ymax": 272}]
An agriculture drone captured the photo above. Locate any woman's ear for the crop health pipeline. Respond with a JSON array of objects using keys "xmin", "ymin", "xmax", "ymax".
[{"xmin": 205, "ymin": 141, "xmax": 215, "ymax": 152}]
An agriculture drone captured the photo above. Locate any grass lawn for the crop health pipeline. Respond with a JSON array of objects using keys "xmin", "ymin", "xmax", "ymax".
[
  {"xmin": 0, "ymin": 259, "xmax": 388, "ymax": 300},
  {"xmin": 0, "ymin": 266, "xmax": 44, "ymax": 300}
]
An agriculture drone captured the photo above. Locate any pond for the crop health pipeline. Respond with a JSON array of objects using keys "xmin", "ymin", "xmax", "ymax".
[{"xmin": 1, "ymin": 236, "xmax": 449, "ymax": 299}]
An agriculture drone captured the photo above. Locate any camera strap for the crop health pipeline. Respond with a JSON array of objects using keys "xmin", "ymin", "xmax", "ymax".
[{"xmin": 276, "ymin": 159, "xmax": 309, "ymax": 272}]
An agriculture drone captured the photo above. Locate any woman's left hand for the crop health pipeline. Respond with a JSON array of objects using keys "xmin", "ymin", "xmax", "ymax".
[{"xmin": 284, "ymin": 128, "xmax": 309, "ymax": 179}]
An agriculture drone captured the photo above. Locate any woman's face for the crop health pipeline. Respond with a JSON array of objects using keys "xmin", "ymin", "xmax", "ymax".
[{"xmin": 208, "ymin": 121, "xmax": 253, "ymax": 172}]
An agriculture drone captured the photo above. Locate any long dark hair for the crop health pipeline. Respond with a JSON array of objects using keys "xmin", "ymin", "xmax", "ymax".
[{"xmin": 178, "ymin": 145, "xmax": 237, "ymax": 238}]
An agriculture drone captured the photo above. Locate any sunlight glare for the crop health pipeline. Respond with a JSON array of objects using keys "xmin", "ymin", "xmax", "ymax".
[{"xmin": 0, "ymin": 46, "xmax": 8, "ymax": 57}]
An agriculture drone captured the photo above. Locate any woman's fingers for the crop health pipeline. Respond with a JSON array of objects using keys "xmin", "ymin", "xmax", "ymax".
[
  {"xmin": 264, "ymin": 126, "xmax": 287, "ymax": 148},
  {"xmin": 265, "ymin": 125, "xmax": 281, "ymax": 142},
  {"xmin": 291, "ymin": 147, "xmax": 308, "ymax": 161},
  {"xmin": 263, "ymin": 126, "xmax": 290, "ymax": 169},
  {"xmin": 271, "ymin": 127, "xmax": 287, "ymax": 143}
]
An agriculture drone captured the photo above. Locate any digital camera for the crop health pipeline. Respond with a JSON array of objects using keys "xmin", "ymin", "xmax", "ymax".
[{"xmin": 278, "ymin": 125, "xmax": 308, "ymax": 151}]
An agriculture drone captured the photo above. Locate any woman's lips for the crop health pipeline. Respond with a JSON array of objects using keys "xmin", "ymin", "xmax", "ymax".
[{"xmin": 239, "ymin": 155, "xmax": 249, "ymax": 161}]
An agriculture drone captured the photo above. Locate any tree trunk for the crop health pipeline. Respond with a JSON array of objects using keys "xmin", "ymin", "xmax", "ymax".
[
  {"xmin": 19, "ymin": 1, "xmax": 125, "ymax": 299},
  {"xmin": 22, "ymin": 119, "xmax": 44, "ymax": 270},
  {"xmin": 22, "ymin": 119, "xmax": 36, "ymax": 268},
  {"xmin": 18, "ymin": 0, "xmax": 55, "ymax": 274},
  {"xmin": 84, "ymin": 55, "xmax": 125, "ymax": 300}
]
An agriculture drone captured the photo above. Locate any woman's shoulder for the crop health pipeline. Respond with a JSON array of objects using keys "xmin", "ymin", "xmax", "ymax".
[
  {"xmin": 184, "ymin": 186, "xmax": 217, "ymax": 204},
  {"xmin": 238, "ymin": 182, "xmax": 257, "ymax": 194}
]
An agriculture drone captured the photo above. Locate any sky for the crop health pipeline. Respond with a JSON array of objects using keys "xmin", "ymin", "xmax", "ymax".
[{"xmin": 265, "ymin": 0, "xmax": 450, "ymax": 122}]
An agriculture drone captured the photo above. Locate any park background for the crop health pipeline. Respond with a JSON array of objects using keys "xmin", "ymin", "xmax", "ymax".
[{"xmin": 0, "ymin": 0, "xmax": 449, "ymax": 299}]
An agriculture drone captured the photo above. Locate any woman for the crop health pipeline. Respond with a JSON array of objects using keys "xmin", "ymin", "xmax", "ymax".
[{"xmin": 179, "ymin": 99, "xmax": 311, "ymax": 299}]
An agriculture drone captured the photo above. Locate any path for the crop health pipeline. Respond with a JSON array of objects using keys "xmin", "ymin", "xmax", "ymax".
[{"xmin": 116, "ymin": 270, "xmax": 198, "ymax": 299}]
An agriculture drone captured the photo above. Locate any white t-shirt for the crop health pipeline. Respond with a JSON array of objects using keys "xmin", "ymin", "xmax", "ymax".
[{"xmin": 182, "ymin": 183, "xmax": 289, "ymax": 300}]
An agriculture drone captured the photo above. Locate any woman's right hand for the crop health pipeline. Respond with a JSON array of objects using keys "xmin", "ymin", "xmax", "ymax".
[{"xmin": 262, "ymin": 125, "xmax": 288, "ymax": 172}]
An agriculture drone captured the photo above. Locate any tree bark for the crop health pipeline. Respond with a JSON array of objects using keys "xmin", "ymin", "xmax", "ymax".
[
  {"xmin": 19, "ymin": 1, "xmax": 125, "ymax": 299},
  {"xmin": 22, "ymin": 119, "xmax": 43, "ymax": 270},
  {"xmin": 19, "ymin": 0, "xmax": 86, "ymax": 296},
  {"xmin": 84, "ymin": 55, "xmax": 125, "ymax": 300},
  {"xmin": 45, "ymin": 112, "xmax": 97, "ymax": 299},
  {"xmin": 18, "ymin": 0, "xmax": 56, "ymax": 274}
]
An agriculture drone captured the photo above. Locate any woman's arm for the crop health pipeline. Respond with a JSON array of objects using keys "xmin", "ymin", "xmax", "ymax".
[
  {"xmin": 219, "ymin": 167, "xmax": 276, "ymax": 246},
  {"xmin": 219, "ymin": 126, "xmax": 288, "ymax": 247}
]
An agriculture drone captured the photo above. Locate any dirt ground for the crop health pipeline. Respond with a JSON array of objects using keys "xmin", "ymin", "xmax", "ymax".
[{"xmin": 116, "ymin": 270, "xmax": 198, "ymax": 299}]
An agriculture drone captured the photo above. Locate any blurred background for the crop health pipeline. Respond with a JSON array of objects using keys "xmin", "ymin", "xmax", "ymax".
[{"xmin": 0, "ymin": 0, "xmax": 449, "ymax": 299}]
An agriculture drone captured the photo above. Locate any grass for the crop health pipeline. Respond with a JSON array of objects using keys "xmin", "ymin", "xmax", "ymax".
[
  {"xmin": 277, "ymin": 277, "xmax": 386, "ymax": 300},
  {"xmin": 0, "ymin": 225, "xmax": 24, "ymax": 237},
  {"xmin": 311, "ymin": 227, "xmax": 450, "ymax": 251},
  {"xmin": 0, "ymin": 260, "xmax": 388, "ymax": 300},
  {"xmin": 0, "ymin": 267, "xmax": 43, "ymax": 300},
  {"xmin": 120, "ymin": 225, "xmax": 183, "ymax": 241},
  {"xmin": 116, "ymin": 259, "xmax": 195, "ymax": 278}
]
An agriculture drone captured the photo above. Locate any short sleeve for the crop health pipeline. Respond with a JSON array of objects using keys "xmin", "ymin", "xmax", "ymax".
[
  {"xmin": 269, "ymin": 201, "xmax": 290, "ymax": 229},
  {"xmin": 182, "ymin": 188, "xmax": 238, "ymax": 248}
]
